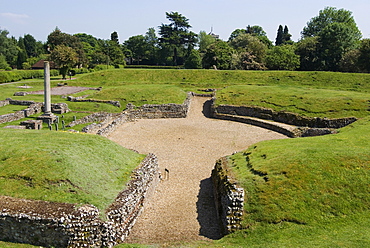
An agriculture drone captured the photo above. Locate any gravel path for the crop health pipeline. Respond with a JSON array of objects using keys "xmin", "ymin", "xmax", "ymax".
[{"xmin": 108, "ymin": 97, "xmax": 288, "ymax": 245}]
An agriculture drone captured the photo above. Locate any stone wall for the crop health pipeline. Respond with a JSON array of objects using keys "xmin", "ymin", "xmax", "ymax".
[
  {"xmin": 212, "ymin": 157, "xmax": 244, "ymax": 235},
  {"xmin": 67, "ymin": 96, "xmax": 121, "ymax": 108},
  {"xmin": 0, "ymin": 99, "xmax": 10, "ymax": 107},
  {"xmin": 0, "ymin": 99, "xmax": 70, "ymax": 125},
  {"xmin": 0, "ymin": 102, "xmax": 43, "ymax": 124},
  {"xmin": 0, "ymin": 154, "xmax": 159, "ymax": 247},
  {"xmin": 213, "ymin": 103, "xmax": 357, "ymax": 128}
]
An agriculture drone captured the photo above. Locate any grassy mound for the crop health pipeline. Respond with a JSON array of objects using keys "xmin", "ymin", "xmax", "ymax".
[
  {"xmin": 214, "ymin": 116, "xmax": 370, "ymax": 247},
  {"xmin": 216, "ymin": 85, "xmax": 370, "ymax": 118},
  {"xmin": 0, "ymin": 129, "xmax": 145, "ymax": 211}
]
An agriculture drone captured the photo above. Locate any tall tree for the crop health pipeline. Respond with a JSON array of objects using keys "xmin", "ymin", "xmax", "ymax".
[
  {"xmin": 110, "ymin": 31, "xmax": 119, "ymax": 45},
  {"xmin": 358, "ymin": 39, "xmax": 370, "ymax": 72},
  {"xmin": 202, "ymin": 41, "xmax": 234, "ymax": 70},
  {"xmin": 199, "ymin": 31, "xmax": 217, "ymax": 52},
  {"xmin": 275, "ymin": 25, "xmax": 284, "ymax": 46},
  {"xmin": 159, "ymin": 12, "xmax": 197, "ymax": 65},
  {"xmin": 50, "ymin": 45, "xmax": 78, "ymax": 79},
  {"xmin": 283, "ymin": 25, "xmax": 292, "ymax": 43},
  {"xmin": 301, "ymin": 7, "xmax": 362, "ymax": 71},
  {"xmin": 23, "ymin": 34, "xmax": 38, "ymax": 57},
  {"xmin": 0, "ymin": 29, "xmax": 18, "ymax": 67},
  {"xmin": 228, "ymin": 29, "xmax": 246, "ymax": 42}
]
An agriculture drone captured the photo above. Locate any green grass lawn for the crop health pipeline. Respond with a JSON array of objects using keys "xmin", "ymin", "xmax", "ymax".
[
  {"xmin": 0, "ymin": 129, "xmax": 145, "ymax": 211},
  {"xmin": 215, "ymin": 85, "xmax": 370, "ymax": 118},
  {"xmin": 211, "ymin": 116, "xmax": 370, "ymax": 247}
]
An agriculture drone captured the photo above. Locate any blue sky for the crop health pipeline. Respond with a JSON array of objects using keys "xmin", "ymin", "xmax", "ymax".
[{"xmin": 1, "ymin": 0, "xmax": 369, "ymax": 43}]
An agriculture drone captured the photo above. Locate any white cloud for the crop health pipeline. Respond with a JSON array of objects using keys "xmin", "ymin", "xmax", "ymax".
[{"xmin": 0, "ymin": 13, "xmax": 29, "ymax": 24}]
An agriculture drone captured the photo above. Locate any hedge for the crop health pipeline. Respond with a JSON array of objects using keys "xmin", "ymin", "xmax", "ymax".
[{"xmin": 0, "ymin": 69, "xmax": 59, "ymax": 84}]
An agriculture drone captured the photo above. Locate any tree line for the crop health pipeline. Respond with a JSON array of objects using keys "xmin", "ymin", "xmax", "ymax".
[{"xmin": 1, "ymin": 7, "xmax": 369, "ymax": 76}]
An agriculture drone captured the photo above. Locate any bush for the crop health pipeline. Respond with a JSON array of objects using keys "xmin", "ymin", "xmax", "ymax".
[{"xmin": 0, "ymin": 69, "xmax": 59, "ymax": 84}]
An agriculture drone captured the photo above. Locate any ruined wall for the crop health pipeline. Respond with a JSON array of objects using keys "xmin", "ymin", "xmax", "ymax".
[
  {"xmin": 67, "ymin": 96, "xmax": 121, "ymax": 108},
  {"xmin": 0, "ymin": 99, "xmax": 69, "ymax": 125},
  {"xmin": 0, "ymin": 102, "xmax": 43, "ymax": 124},
  {"xmin": 212, "ymin": 157, "xmax": 244, "ymax": 235},
  {"xmin": 0, "ymin": 154, "xmax": 159, "ymax": 247},
  {"xmin": 213, "ymin": 103, "xmax": 357, "ymax": 129}
]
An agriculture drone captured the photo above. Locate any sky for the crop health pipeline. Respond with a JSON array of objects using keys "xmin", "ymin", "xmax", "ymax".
[{"xmin": 1, "ymin": 0, "xmax": 369, "ymax": 43}]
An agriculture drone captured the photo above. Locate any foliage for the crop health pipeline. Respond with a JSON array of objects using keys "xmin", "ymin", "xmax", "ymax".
[
  {"xmin": 339, "ymin": 49, "xmax": 361, "ymax": 73},
  {"xmin": 159, "ymin": 12, "xmax": 197, "ymax": 65},
  {"xmin": 202, "ymin": 41, "xmax": 234, "ymax": 70},
  {"xmin": 358, "ymin": 39, "xmax": 370, "ymax": 72},
  {"xmin": 184, "ymin": 49, "xmax": 202, "ymax": 69},
  {"xmin": 275, "ymin": 25, "xmax": 292, "ymax": 46},
  {"xmin": 296, "ymin": 37, "xmax": 321, "ymax": 71},
  {"xmin": 300, "ymin": 7, "xmax": 362, "ymax": 71},
  {"xmin": 265, "ymin": 45, "xmax": 300, "ymax": 70},
  {"xmin": 229, "ymin": 33, "xmax": 268, "ymax": 70},
  {"xmin": 0, "ymin": 54, "xmax": 9, "ymax": 69},
  {"xmin": 198, "ymin": 31, "xmax": 217, "ymax": 52},
  {"xmin": 0, "ymin": 69, "xmax": 59, "ymax": 84},
  {"xmin": 0, "ymin": 29, "xmax": 18, "ymax": 67},
  {"xmin": 50, "ymin": 45, "xmax": 78, "ymax": 79}
]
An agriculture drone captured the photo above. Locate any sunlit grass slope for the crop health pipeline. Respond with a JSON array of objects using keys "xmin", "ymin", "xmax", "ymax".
[
  {"xmin": 216, "ymin": 85, "xmax": 370, "ymax": 118},
  {"xmin": 0, "ymin": 129, "xmax": 145, "ymax": 211},
  {"xmin": 212, "ymin": 116, "xmax": 370, "ymax": 247}
]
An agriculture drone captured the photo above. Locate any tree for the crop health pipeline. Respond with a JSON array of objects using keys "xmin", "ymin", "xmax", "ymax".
[
  {"xmin": 300, "ymin": 7, "xmax": 362, "ymax": 71},
  {"xmin": 47, "ymin": 28, "xmax": 87, "ymax": 67},
  {"xmin": 283, "ymin": 26, "xmax": 292, "ymax": 44},
  {"xmin": 228, "ymin": 29, "xmax": 246, "ymax": 42},
  {"xmin": 198, "ymin": 31, "xmax": 217, "ymax": 52},
  {"xmin": 202, "ymin": 41, "xmax": 234, "ymax": 70},
  {"xmin": 159, "ymin": 12, "xmax": 197, "ymax": 65},
  {"xmin": 23, "ymin": 34, "xmax": 38, "ymax": 57},
  {"xmin": 50, "ymin": 45, "xmax": 78, "ymax": 79},
  {"xmin": 145, "ymin": 28, "xmax": 159, "ymax": 64},
  {"xmin": 184, "ymin": 49, "xmax": 202, "ymax": 69},
  {"xmin": 229, "ymin": 33, "xmax": 267, "ymax": 64},
  {"xmin": 339, "ymin": 49, "xmax": 361, "ymax": 72},
  {"xmin": 111, "ymin": 31, "xmax": 119, "ymax": 45},
  {"xmin": 275, "ymin": 25, "xmax": 284, "ymax": 46},
  {"xmin": 265, "ymin": 45, "xmax": 300, "ymax": 70},
  {"xmin": 302, "ymin": 7, "xmax": 361, "ymax": 39},
  {"xmin": 124, "ymin": 35, "xmax": 148, "ymax": 64},
  {"xmin": 0, "ymin": 29, "xmax": 18, "ymax": 67},
  {"xmin": 296, "ymin": 37, "xmax": 321, "ymax": 71},
  {"xmin": 358, "ymin": 39, "xmax": 370, "ymax": 72}
]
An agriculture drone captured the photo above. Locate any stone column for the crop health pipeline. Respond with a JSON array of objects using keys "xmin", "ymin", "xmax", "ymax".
[
  {"xmin": 44, "ymin": 61, "xmax": 52, "ymax": 115},
  {"xmin": 37, "ymin": 61, "xmax": 56, "ymax": 124}
]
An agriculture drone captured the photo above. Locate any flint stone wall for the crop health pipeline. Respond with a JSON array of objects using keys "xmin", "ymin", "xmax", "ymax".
[
  {"xmin": 67, "ymin": 96, "xmax": 121, "ymax": 108},
  {"xmin": 83, "ymin": 92, "xmax": 193, "ymax": 137},
  {"xmin": 212, "ymin": 157, "xmax": 244, "ymax": 234},
  {"xmin": 0, "ymin": 99, "xmax": 70, "ymax": 125},
  {"xmin": 0, "ymin": 102, "xmax": 43, "ymax": 124},
  {"xmin": 0, "ymin": 154, "xmax": 159, "ymax": 247},
  {"xmin": 213, "ymin": 103, "xmax": 357, "ymax": 128}
]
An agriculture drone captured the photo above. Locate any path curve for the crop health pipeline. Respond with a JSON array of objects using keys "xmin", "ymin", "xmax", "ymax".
[{"xmin": 108, "ymin": 97, "xmax": 288, "ymax": 245}]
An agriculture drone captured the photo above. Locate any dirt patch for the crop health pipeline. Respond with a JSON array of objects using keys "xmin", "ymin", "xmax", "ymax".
[
  {"xmin": 28, "ymin": 86, "xmax": 91, "ymax": 95},
  {"xmin": 108, "ymin": 97, "xmax": 288, "ymax": 245}
]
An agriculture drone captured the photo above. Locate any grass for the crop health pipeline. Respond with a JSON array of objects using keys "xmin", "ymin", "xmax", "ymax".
[
  {"xmin": 1, "ymin": 69, "xmax": 370, "ymax": 247},
  {"xmin": 215, "ymin": 85, "xmax": 370, "ymax": 118},
  {"xmin": 0, "ymin": 129, "xmax": 145, "ymax": 211},
  {"xmin": 212, "ymin": 116, "xmax": 370, "ymax": 247}
]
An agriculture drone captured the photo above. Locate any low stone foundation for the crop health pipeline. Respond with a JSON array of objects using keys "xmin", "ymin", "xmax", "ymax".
[
  {"xmin": 213, "ymin": 103, "xmax": 357, "ymax": 128},
  {"xmin": 212, "ymin": 157, "xmax": 244, "ymax": 234},
  {"xmin": 0, "ymin": 154, "xmax": 159, "ymax": 247},
  {"xmin": 67, "ymin": 96, "xmax": 121, "ymax": 108}
]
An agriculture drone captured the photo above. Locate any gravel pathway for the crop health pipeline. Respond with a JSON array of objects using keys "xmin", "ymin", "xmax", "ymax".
[{"xmin": 108, "ymin": 97, "xmax": 288, "ymax": 245}]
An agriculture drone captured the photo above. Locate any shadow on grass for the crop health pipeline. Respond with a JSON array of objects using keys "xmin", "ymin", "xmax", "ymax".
[{"xmin": 196, "ymin": 177, "xmax": 223, "ymax": 240}]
